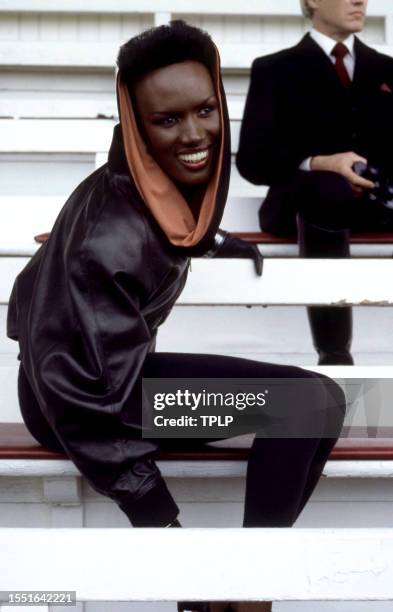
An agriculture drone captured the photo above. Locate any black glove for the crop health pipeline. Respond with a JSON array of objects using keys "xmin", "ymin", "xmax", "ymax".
[{"xmin": 208, "ymin": 230, "xmax": 263, "ymax": 277}]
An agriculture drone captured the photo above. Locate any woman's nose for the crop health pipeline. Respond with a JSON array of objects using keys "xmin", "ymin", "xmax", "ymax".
[{"xmin": 180, "ymin": 117, "xmax": 204, "ymax": 145}]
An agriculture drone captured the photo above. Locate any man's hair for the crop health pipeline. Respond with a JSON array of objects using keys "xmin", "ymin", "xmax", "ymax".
[
  {"xmin": 117, "ymin": 20, "xmax": 216, "ymax": 89},
  {"xmin": 300, "ymin": 0, "xmax": 314, "ymax": 19}
]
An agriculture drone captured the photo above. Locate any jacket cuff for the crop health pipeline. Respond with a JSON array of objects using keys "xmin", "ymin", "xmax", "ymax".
[{"xmin": 118, "ymin": 479, "xmax": 179, "ymax": 527}]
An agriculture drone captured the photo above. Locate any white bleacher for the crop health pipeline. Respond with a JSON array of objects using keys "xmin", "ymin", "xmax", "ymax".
[
  {"xmin": 2, "ymin": 2, "xmax": 393, "ymax": 611},
  {"xmin": 3, "ymin": 256, "xmax": 393, "ymax": 307},
  {"xmin": 1, "ymin": 527, "xmax": 393, "ymax": 609},
  {"xmin": 0, "ymin": 0, "xmax": 392, "ymax": 70}
]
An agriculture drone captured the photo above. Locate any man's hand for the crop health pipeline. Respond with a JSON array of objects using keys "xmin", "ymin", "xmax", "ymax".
[
  {"xmin": 310, "ymin": 152, "xmax": 375, "ymax": 195},
  {"xmin": 214, "ymin": 233, "xmax": 263, "ymax": 277}
]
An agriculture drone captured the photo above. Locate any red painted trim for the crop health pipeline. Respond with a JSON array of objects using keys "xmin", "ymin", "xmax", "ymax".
[
  {"xmin": 1, "ymin": 424, "xmax": 393, "ymax": 461},
  {"xmin": 233, "ymin": 232, "xmax": 393, "ymax": 245}
]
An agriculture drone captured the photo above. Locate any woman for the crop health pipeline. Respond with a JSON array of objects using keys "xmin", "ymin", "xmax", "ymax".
[{"xmin": 7, "ymin": 21, "xmax": 345, "ymax": 612}]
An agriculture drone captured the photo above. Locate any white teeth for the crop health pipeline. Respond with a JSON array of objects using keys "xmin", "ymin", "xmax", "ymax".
[{"xmin": 179, "ymin": 150, "xmax": 208, "ymax": 163}]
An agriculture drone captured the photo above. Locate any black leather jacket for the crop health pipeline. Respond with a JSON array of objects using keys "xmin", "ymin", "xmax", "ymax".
[{"xmin": 7, "ymin": 55, "xmax": 230, "ymax": 525}]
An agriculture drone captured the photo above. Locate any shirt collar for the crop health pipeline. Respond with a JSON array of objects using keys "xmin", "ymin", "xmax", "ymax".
[{"xmin": 310, "ymin": 28, "xmax": 355, "ymax": 58}]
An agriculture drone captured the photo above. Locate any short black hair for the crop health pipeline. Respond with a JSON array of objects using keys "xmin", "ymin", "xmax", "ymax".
[{"xmin": 117, "ymin": 20, "xmax": 216, "ymax": 89}]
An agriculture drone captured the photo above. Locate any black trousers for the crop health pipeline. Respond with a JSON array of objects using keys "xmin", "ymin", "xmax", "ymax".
[{"xmin": 18, "ymin": 353, "xmax": 345, "ymax": 527}]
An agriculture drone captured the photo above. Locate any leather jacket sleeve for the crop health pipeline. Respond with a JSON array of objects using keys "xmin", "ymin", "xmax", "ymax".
[{"xmin": 34, "ymin": 235, "xmax": 179, "ymax": 526}]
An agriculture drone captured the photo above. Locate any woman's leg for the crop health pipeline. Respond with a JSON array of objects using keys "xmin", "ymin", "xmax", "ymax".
[
  {"xmin": 143, "ymin": 353, "xmax": 345, "ymax": 526},
  {"xmin": 290, "ymin": 373, "xmax": 346, "ymax": 519}
]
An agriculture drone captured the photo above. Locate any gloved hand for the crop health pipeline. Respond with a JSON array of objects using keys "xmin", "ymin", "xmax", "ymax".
[{"xmin": 211, "ymin": 231, "xmax": 263, "ymax": 277}]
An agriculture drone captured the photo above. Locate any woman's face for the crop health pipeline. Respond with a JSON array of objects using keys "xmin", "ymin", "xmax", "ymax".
[{"xmin": 134, "ymin": 60, "xmax": 221, "ymax": 187}]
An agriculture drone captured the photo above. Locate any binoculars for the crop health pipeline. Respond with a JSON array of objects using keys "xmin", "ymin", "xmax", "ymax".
[{"xmin": 352, "ymin": 162, "xmax": 393, "ymax": 210}]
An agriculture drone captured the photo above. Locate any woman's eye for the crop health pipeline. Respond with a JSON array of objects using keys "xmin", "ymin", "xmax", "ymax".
[
  {"xmin": 199, "ymin": 106, "xmax": 214, "ymax": 117},
  {"xmin": 156, "ymin": 116, "xmax": 177, "ymax": 127}
]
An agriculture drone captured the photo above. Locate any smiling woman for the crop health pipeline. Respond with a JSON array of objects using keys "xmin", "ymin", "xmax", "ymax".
[{"xmin": 8, "ymin": 19, "xmax": 345, "ymax": 612}]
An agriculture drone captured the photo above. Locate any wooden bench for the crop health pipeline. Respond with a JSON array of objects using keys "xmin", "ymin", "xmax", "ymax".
[
  {"xmin": 2, "ymin": 422, "xmax": 393, "ymax": 463},
  {"xmin": 1, "ymin": 423, "xmax": 393, "ymax": 609}
]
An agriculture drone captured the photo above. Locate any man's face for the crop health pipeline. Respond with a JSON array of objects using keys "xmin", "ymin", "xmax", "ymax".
[{"xmin": 309, "ymin": 0, "xmax": 368, "ymax": 40}]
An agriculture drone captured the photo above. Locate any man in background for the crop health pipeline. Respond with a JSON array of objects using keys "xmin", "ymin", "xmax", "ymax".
[{"xmin": 237, "ymin": 0, "xmax": 393, "ymax": 365}]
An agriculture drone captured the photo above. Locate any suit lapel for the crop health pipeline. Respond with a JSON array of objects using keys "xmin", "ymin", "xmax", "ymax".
[
  {"xmin": 293, "ymin": 33, "xmax": 350, "ymax": 99},
  {"xmin": 352, "ymin": 36, "xmax": 380, "ymax": 94}
]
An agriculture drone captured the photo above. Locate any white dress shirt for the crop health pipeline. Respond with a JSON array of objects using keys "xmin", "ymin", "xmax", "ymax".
[{"xmin": 299, "ymin": 29, "xmax": 356, "ymax": 171}]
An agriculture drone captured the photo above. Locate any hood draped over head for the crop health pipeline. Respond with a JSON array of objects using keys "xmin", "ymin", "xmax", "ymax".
[{"xmin": 115, "ymin": 20, "xmax": 231, "ymax": 257}]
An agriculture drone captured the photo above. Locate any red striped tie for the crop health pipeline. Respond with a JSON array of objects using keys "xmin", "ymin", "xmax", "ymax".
[{"xmin": 332, "ymin": 42, "xmax": 351, "ymax": 89}]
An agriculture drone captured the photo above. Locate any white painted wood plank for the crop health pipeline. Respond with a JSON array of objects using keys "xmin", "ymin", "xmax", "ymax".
[
  {"xmin": 0, "ymin": 0, "xmax": 391, "ymax": 17},
  {"xmin": 0, "ymin": 607, "xmax": 48, "ymax": 612},
  {"xmin": 0, "ymin": 196, "xmax": 65, "ymax": 255},
  {"xmin": 19, "ymin": 13, "xmax": 39, "ymax": 41},
  {"xmin": 0, "ymin": 258, "xmax": 30, "ymax": 302},
  {"xmin": 386, "ymin": 15, "xmax": 393, "ymax": 47},
  {"xmin": 154, "ymin": 12, "xmax": 171, "ymax": 27},
  {"xmin": 324, "ymin": 462, "xmax": 393, "ymax": 479},
  {"xmin": 1, "ymin": 42, "xmax": 391, "ymax": 69},
  {"xmin": 0, "ymin": 13, "xmax": 18, "ymax": 40},
  {"xmin": 3, "ymin": 304, "xmax": 393, "ymax": 362},
  {"xmin": 181, "ymin": 259, "xmax": 393, "ymax": 306},
  {"xmin": 0, "ymin": 94, "xmax": 243, "ymax": 121},
  {"xmin": 0, "ymin": 155, "xmax": 94, "ymax": 199},
  {"xmin": 0, "ymin": 461, "xmax": 80, "ymax": 478},
  {"xmin": 0, "ymin": 119, "xmax": 240, "ymax": 155},
  {"xmin": 0, "ymin": 192, "xmax": 392, "ymax": 255},
  {"xmin": 1, "ymin": 458, "xmax": 393, "ymax": 480},
  {"xmin": 2, "ymin": 258, "xmax": 393, "ymax": 306},
  {"xmin": 1, "ymin": 527, "xmax": 393, "ymax": 601},
  {"xmin": 0, "ymin": 120, "xmax": 115, "ymax": 153},
  {"xmin": 0, "ymin": 71, "xmax": 115, "ymax": 94},
  {"xmin": 0, "ymin": 193, "xmax": 264, "ymax": 249}
]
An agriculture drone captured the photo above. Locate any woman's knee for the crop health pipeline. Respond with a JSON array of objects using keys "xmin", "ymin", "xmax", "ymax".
[
  {"xmin": 285, "ymin": 368, "xmax": 345, "ymax": 438},
  {"xmin": 309, "ymin": 372, "xmax": 346, "ymax": 437}
]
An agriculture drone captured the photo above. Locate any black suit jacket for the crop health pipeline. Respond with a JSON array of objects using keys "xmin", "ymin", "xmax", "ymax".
[{"xmin": 236, "ymin": 34, "xmax": 393, "ymax": 234}]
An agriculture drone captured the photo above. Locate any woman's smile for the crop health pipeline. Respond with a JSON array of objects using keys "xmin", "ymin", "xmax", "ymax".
[{"xmin": 177, "ymin": 146, "xmax": 212, "ymax": 171}]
